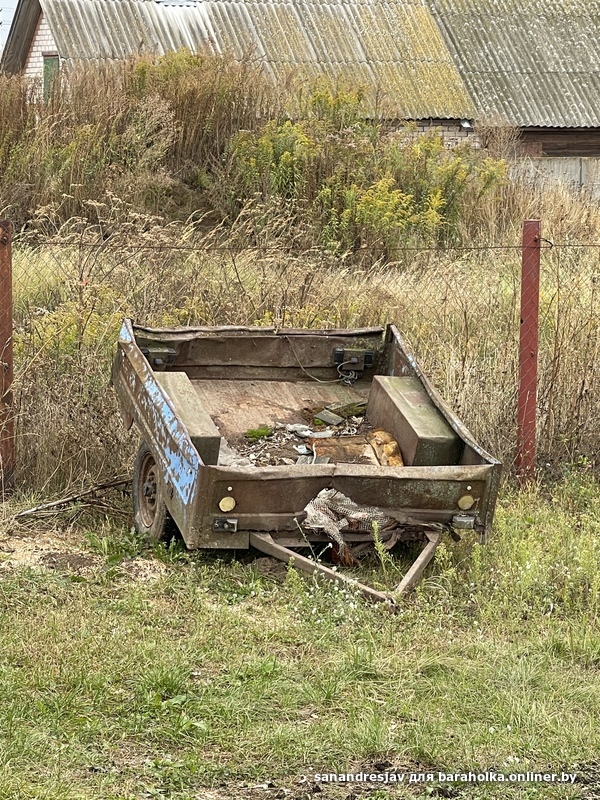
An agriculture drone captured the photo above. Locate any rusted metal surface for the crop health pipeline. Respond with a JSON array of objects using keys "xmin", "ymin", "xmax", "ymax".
[
  {"xmin": 250, "ymin": 533, "xmax": 394, "ymax": 606},
  {"xmin": 135, "ymin": 326, "xmax": 388, "ymax": 382},
  {"xmin": 268, "ymin": 529, "xmax": 424, "ymax": 547},
  {"xmin": 394, "ymin": 532, "xmax": 440, "ymax": 594},
  {"xmin": 155, "ymin": 372, "xmax": 221, "ymax": 465},
  {"xmin": 367, "ymin": 375, "xmax": 463, "ymax": 466},
  {"xmin": 205, "ymin": 464, "xmax": 492, "ymax": 514},
  {"xmin": 135, "ymin": 325, "xmax": 385, "ymax": 338},
  {"xmin": 111, "ymin": 320, "xmax": 202, "ymax": 538},
  {"xmin": 196, "ymin": 462, "xmax": 494, "ymax": 545},
  {"xmin": 175, "ymin": 366, "xmax": 364, "ymax": 382},
  {"xmin": 191, "ymin": 378, "xmax": 369, "ymax": 442},
  {"xmin": 387, "ymin": 325, "xmax": 501, "ymax": 466},
  {"xmin": 180, "ymin": 333, "xmax": 382, "ymax": 369},
  {"xmin": 517, "ymin": 220, "xmax": 541, "ymax": 484},
  {"xmin": 0, "ymin": 221, "xmax": 14, "ymax": 490},
  {"xmin": 251, "ymin": 528, "xmax": 440, "ymax": 606},
  {"xmin": 113, "ymin": 320, "xmax": 502, "ymax": 596}
]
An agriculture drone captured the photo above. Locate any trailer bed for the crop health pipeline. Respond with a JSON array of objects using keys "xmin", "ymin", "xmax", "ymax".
[{"xmin": 192, "ymin": 379, "xmax": 369, "ymax": 444}]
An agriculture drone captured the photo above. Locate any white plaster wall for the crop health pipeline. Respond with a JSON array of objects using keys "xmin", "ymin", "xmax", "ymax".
[{"xmin": 24, "ymin": 12, "xmax": 58, "ymax": 80}]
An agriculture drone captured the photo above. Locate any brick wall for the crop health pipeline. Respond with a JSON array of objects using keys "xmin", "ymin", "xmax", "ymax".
[
  {"xmin": 24, "ymin": 12, "xmax": 58, "ymax": 80},
  {"xmin": 416, "ymin": 119, "xmax": 480, "ymax": 149}
]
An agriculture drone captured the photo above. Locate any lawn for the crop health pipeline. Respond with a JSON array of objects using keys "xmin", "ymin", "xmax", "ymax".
[{"xmin": 1, "ymin": 476, "xmax": 599, "ymax": 799}]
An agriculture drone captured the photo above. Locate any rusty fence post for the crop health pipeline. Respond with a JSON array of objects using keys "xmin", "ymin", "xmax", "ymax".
[
  {"xmin": 516, "ymin": 219, "xmax": 541, "ymax": 484},
  {"xmin": 0, "ymin": 221, "xmax": 14, "ymax": 491}
]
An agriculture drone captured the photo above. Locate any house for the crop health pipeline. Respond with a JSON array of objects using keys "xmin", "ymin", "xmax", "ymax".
[
  {"xmin": 3, "ymin": 0, "xmax": 600, "ymax": 158},
  {"xmin": 428, "ymin": 0, "xmax": 600, "ymax": 157},
  {"xmin": 0, "ymin": 0, "xmax": 478, "ymax": 145}
]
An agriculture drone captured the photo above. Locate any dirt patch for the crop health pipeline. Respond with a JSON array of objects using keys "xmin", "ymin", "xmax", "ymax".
[
  {"xmin": 571, "ymin": 762, "xmax": 600, "ymax": 799},
  {"xmin": 186, "ymin": 776, "xmax": 435, "ymax": 799},
  {"xmin": 0, "ymin": 528, "xmax": 167, "ymax": 583},
  {"xmin": 117, "ymin": 557, "xmax": 168, "ymax": 582},
  {"xmin": 0, "ymin": 528, "xmax": 97, "ymax": 572},
  {"xmin": 252, "ymin": 556, "xmax": 289, "ymax": 583},
  {"xmin": 39, "ymin": 551, "xmax": 100, "ymax": 573}
]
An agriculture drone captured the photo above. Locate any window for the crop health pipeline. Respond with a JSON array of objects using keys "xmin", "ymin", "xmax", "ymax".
[{"xmin": 43, "ymin": 54, "xmax": 59, "ymax": 101}]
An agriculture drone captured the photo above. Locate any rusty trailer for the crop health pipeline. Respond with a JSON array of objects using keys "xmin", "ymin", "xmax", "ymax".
[{"xmin": 112, "ymin": 321, "xmax": 501, "ymax": 604}]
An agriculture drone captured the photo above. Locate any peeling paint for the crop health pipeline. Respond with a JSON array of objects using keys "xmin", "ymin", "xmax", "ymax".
[{"xmin": 113, "ymin": 321, "xmax": 501, "ymax": 549}]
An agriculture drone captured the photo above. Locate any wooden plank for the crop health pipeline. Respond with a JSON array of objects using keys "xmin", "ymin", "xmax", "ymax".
[
  {"xmin": 395, "ymin": 532, "xmax": 440, "ymax": 594},
  {"xmin": 191, "ymin": 378, "xmax": 369, "ymax": 440},
  {"xmin": 520, "ymin": 129, "xmax": 600, "ymax": 157}
]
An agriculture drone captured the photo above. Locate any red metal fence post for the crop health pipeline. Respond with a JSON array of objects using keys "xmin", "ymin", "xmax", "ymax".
[
  {"xmin": 0, "ymin": 221, "xmax": 14, "ymax": 491},
  {"xmin": 516, "ymin": 219, "xmax": 541, "ymax": 484}
]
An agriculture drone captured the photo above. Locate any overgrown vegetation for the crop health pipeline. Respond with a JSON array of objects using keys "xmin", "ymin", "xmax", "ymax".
[
  {"xmin": 210, "ymin": 87, "xmax": 506, "ymax": 255},
  {"xmin": 0, "ymin": 51, "xmax": 278, "ymax": 225},
  {"xmin": 0, "ymin": 51, "xmax": 596, "ymax": 488},
  {"xmin": 12, "ymin": 209, "xmax": 600, "ymax": 490},
  {"xmin": 0, "ymin": 50, "xmax": 504, "ymax": 252}
]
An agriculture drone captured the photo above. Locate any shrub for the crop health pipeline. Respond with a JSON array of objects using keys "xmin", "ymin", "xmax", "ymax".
[
  {"xmin": 0, "ymin": 51, "xmax": 277, "ymax": 227},
  {"xmin": 214, "ymin": 86, "xmax": 507, "ymax": 257}
]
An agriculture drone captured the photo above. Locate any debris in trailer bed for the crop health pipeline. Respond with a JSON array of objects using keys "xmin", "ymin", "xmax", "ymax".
[
  {"xmin": 215, "ymin": 422, "xmax": 440, "ymax": 599},
  {"xmin": 368, "ymin": 429, "xmax": 404, "ymax": 467},
  {"xmin": 303, "ymin": 489, "xmax": 398, "ymax": 566},
  {"xmin": 232, "ymin": 416, "xmax": 381, "ymax": 467},
  {"xmin": 114, "ymin": 321, "xmax": 501, "ymax": 606},
  {"xmin": 221, "ymin": 398, "xmax": 382, "ymax": 466}
]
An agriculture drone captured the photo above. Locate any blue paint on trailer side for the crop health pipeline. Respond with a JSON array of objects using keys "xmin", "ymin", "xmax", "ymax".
[{"xmin": 116, "ymin": 319, "xmax": 201, "ymax": 523}]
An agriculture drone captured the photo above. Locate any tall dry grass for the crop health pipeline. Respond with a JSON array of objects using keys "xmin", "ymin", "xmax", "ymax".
[
  {"xmin": 10, "ymin": 200, "xmax": 600, "ymax": 492},
  {"xmin": 0, "ymin": 51, "xmax": 279, "ymax": 226}
]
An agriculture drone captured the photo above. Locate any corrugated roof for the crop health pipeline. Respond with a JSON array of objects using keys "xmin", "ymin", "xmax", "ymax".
[
  {"xmin": 429, "ymin": 0, "xmax": 600, "ymax": 127},
  {"xmin": 36, "ymin": 0, "xmax": 474, "ymax": 119}
]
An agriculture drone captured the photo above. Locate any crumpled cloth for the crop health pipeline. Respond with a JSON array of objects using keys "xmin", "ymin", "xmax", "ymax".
[{"xmin": 303, "ymin": 489, "xmax": 396, "ymax": 563}]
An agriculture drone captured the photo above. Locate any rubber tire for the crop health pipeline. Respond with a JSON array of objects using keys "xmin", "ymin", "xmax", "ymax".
[{"xmin": 132, "ymin": 440, "xmax": 176, "ymax": 543}]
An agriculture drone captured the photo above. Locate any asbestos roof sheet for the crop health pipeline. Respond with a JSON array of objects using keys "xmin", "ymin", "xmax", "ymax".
[
  {"xmin": 428, "ymin": 0, "xmax": 600, "ymax": 127},
  {"xmin": 38, "ymin": 0, "xmax": 475, "ymax": 119}
]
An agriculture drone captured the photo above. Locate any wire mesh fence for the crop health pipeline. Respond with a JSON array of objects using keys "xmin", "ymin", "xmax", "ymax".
[{"xmin": 3, "ymin": 220, "xmax": 600, "ymax": 492}]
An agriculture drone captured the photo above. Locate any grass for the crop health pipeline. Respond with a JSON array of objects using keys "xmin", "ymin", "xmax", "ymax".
[
  {"xmin": 0, "ymin": 477, "xmax": 599, "ymax": 799},
  {"xmin": 3, "ymin": 57, "xmax": 600, "ymax": 490}
]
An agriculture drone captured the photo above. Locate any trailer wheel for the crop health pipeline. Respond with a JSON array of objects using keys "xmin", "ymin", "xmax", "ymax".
[{"xmin": 133, "ymin": 441, "xmax": 175, "ymax": 542}]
